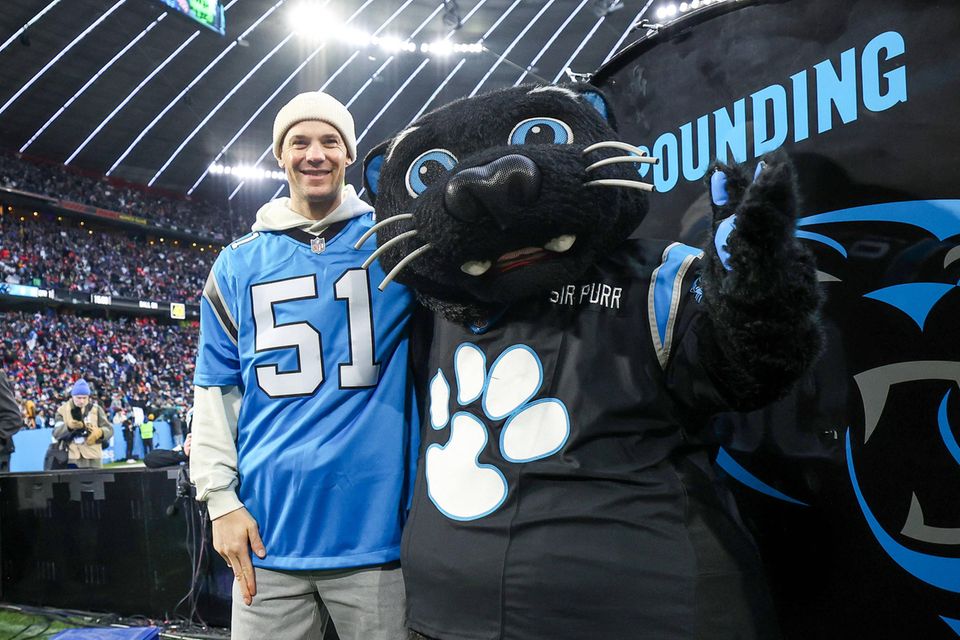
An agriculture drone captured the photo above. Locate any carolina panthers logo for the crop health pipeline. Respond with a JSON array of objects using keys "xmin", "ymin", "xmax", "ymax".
[
  {"xmin": 720, "ymin": 200, "xmax": 960, "ymax": 633},
  {"xmin": 425, "ymin": 343, "xmax": 571, "ymax": 521}
]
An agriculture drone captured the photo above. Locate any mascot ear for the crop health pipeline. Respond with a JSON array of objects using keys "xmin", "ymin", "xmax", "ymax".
[
  {"xmin": 572, "ymin": 83, "xmax": 618, "ymax": 131},
  {"xmin": 362, "ymin": 140, "xmax": 390, "ymax": 204}
]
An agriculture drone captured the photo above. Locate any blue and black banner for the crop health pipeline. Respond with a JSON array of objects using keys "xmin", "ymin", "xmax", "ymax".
[{"xmin": 596, "ymin": 0, "xmax": 960, "ymax": 637}]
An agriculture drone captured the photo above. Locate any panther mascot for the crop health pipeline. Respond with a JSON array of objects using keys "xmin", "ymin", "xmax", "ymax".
[{"xmin": 359, "ymin": 83, "xmax": 823, "ymax": 640}]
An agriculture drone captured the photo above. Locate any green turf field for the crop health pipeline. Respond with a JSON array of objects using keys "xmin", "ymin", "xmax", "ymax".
[{"xmin": 0, "ymin": 608, "xmax": 77, "ymax": 639}]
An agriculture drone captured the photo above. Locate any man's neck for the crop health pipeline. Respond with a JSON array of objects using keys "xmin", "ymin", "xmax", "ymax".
[{"xmin": 289, "ymin": 190, "xmax": 343, "ymax": 222}]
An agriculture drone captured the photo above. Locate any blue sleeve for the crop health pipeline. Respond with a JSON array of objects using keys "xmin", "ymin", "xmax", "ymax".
[
  {"xmin": 194, "ymin": 257, "xmax": 242, "ymax": 387},
  {"xmin": 648, "ymin": 243, "xmax": 732, "ymax": 414}
]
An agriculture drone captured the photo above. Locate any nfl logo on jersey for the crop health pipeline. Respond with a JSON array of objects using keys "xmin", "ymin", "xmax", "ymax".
[{"xmin": 310, "ymin": 236, "xmax": 326, "ymax": 254}]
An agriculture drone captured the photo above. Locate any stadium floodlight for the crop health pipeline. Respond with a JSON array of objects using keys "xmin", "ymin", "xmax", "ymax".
[
  {"xmin": 0, "ymin": 0, "xmax": 126, "ymax": 118},
  {"xmin": 148, "ymin": 32, "xmax": 295, "ymax": 186},
  {"xmin": 289, "ymin": 1, "xmax": 336, "ymax": 39},
  {"xmin": 226, "ymin": 0, "xmax": 427, "ymax": 198},
  {"xmin": 208, "ymin": 163, "xmax": 286, "ymax": 180},
  {"xmin": 428, "ymin": 39, "xmax": 454, "ymax": 55}
]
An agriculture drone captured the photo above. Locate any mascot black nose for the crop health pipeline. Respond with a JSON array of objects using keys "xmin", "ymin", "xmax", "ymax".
[{"xmin": 443, "ymin": 154, "xmax": 542, "ymax": 228}]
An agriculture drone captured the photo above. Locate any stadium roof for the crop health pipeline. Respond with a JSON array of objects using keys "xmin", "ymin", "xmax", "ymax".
[{"xmin": 0, "ymin": 0, "xmax": 654, "ymax": 212}]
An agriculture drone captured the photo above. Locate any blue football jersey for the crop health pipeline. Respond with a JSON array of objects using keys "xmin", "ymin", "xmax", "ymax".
[{"xmin": 195, "ymin": 213, "xmax": 419, "ymax": 570}]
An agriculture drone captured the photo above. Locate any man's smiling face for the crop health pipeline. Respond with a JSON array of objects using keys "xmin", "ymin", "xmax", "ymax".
[{"xmin": 279, "ymin": 120, "xmax": 351, "ymax": 213}]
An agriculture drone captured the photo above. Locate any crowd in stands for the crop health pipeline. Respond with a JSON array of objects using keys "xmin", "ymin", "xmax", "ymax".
[
  {"xmin": 0, "ymin": 152, "xmax": 242, "ymax": 239},
  {"xmin": 1, "ymin": 310, "xmax": 197, "ymax": 428},
  {"xmin": 0, "ymin": 210, "xmax": 214, "ymax": 302}
]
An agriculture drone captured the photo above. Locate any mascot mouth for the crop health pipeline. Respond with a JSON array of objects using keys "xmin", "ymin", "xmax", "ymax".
[{"xmin": 460, "ymin": 234, "xmax": 577, "ymax": 276}]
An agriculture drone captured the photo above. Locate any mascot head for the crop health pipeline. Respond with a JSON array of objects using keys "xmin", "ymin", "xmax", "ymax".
[{"xmin": 362, "ymin": 83, "xmax": 655, "ymax": 322}]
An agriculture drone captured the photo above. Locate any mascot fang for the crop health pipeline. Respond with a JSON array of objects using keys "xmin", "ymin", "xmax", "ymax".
[{"xmin": 361, "ymin": 83, "xmax": 822, "ymax": 640}]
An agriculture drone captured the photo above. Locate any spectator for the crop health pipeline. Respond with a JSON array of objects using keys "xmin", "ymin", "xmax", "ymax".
[
  {"xmin": 170, "ymin": 409, "xmax": 184, "ymax": 447},
  {"xmin": 23, "ymin": 397, "xmax": 36, "ymax": 428},
  {"xmin": 0, "ymin": 370, "xmax": 23, "ymax": 471},
  {"xmin": 52, "ymin": 379, "xmax": 113, "ymax": 469},
  {"xmin": 140, "ymin": 413, "xmax": 155, "ymax": 456}
]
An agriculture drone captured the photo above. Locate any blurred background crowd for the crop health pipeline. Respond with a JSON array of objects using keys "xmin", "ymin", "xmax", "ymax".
[
  {"xmin": 0, "ymin": 152, "xmax": 242, "ymax": 239},
  {"xmin": 1, "ymin": 309, "xmax": 197, "ymax": 429},
  {"xmin": 0, "ymin": 152, "xmax": 216, "ymax": 438},
  {"xmin": 0, "ymin": 208, "xmax": 213, "ymax": 302}
]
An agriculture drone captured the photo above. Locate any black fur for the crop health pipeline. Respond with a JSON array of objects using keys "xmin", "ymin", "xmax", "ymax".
[
  {"xmin": 365, "ymin": 84, "xmax": 647, "ymax": 322},
  {"xmin": 365, "ymin": 84, "xmax": 823, "ymax": 405},
  {"xmin": 699, "ymin": 151, "xmax": 824, "ymax": 408}
]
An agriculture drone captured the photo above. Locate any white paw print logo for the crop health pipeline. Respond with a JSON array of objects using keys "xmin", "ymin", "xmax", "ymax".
[{"xmin": 426, "ymin": 343, "xmax": 571, "ymax": 521}]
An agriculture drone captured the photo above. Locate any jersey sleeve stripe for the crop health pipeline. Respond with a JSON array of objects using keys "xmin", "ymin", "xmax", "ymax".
[
  {"xmin": 648, "ymin": 242, "xmax": 703, "ymax": 369},
  {"xmin": 203, "ymin": 270, "xmax": 239, "ymax": 345}
]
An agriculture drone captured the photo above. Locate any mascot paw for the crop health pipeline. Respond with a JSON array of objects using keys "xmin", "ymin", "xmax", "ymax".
[
  {"xmin": 707, "ymin": 150, "xmax": 799, "ymax": 271},
  {"xmin": 425, "ymin": 343, "xmax": 571, "ymax": 521}
]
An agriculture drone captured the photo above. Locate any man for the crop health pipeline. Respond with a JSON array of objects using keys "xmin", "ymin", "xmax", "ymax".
[
  {"xmin": 140, "ymin": 413, "xmax": 155, "ymax": 455},
  {"xmin": 52, "ymin": 379, "xmax": 113, "ymax": 469},
  {"xmin": 170, "ymin": 409, "xmax": 184, "ymax": 447},
  {"xmin": 190, "ymin": 91, "xmax": 418, "ymax": 640},
  {"xmin": 0, "ymin": 370, "xmax": 23, "ymax": 471}
]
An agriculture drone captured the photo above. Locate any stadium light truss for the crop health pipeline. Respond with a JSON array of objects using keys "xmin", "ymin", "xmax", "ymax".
[
  {"xmin": 65, "ymin": 30, "xmax": 200, "ymax": 165},
  {"xmin": 164, "ymin": 0, "xmax": 425, "ymax": 190},
  {"xmin": 104, "ymin": 0, "xmax": 280, "ymax": 177},
  {"xmin": 208, "ymin": 163, "xmax": 285, "ymax": 180},
  {"xmin": 147, "ymin": 32, "xmax": 296, "ymax": 186},
  {"xmin": 601, "ymin": 0, "xmax": 656, "ymax": 66},
  {"xmin": 0, "ymin": 0, "xmax": 127, "ymax": 118},
  {"xmin": 404, "ymin": 0, "xmax": 523, "ymax": 118},
  {"xmin": 230, "ymin": 0, "xmax": 498, "ymax": 199},
  {"xmin": 514, "ymin": 0, "xmax": 590, "ymax": 86},
  {"xmin": 21, "ymin": 12, "xmax": 168, "ymax": 153},
  {"xmin": 353, "ymin": 0, "xmax": 498, "ymax": 147},
  {"xmin": 0, "ymin": 0, "xmax": 64, "ymax": 56},
  {"xmin": 469, "ymin": 0, "xmax": 558, "ymax": 98},
  {"xmin": 552, "ymin": 16, "xmax": 605, "ymax": 83}
]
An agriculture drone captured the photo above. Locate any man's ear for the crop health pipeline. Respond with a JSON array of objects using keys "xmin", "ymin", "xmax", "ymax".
[{"xmin": 362, "ymin": 139, "xmax": 390, "ymax": 204}]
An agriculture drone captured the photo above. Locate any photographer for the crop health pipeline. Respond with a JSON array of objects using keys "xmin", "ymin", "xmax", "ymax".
[{"xmin": 52, "ymin": 380, "xmax": 112, "ymax": 469}]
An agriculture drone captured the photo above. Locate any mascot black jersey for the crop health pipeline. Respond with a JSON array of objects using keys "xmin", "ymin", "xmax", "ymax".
[{"xmin": 403, "ymin": 239, "xmax": 777, "ymax": 639}]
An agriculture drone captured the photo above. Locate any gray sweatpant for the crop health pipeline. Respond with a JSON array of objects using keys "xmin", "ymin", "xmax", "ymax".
[{"xmin": 231, "ymin": 563, "xmax": 406, "ymax": 640}]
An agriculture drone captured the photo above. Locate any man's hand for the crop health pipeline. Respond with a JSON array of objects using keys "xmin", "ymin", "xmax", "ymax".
[
  {"xmin": 68, "ymin": 419, "xmax": 86, "ymax": 431},
  {"xmin": 85, "ymin": 425, "xmax": 103, "ymax": 445},
  {"xmin": 212, "ymin": 507, "xmax": 267, "ymax": 606}
]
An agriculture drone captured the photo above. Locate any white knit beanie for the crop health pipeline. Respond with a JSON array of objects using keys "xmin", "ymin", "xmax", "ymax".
[{"xmin": 273, "ymin": 91, "xmax": 356, "ymax": 161}]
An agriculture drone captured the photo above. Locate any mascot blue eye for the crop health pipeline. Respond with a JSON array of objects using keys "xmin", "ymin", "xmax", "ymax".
[
  {"xmin": 508, "ymin": 117, "xmax": 574, "ymax": 145},
  {"xmin": 406, "ymin": 148, "xmax": 457, "ymax": 198}
]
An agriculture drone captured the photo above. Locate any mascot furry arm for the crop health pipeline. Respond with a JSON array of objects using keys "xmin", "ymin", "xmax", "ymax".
[
  {"xmin": 697, "ymin": 154, "xmax": 823, "ymax": 410},
  {"xmin": 361, "ymin": 84, "xmax": 822, "ymax": 640}
]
